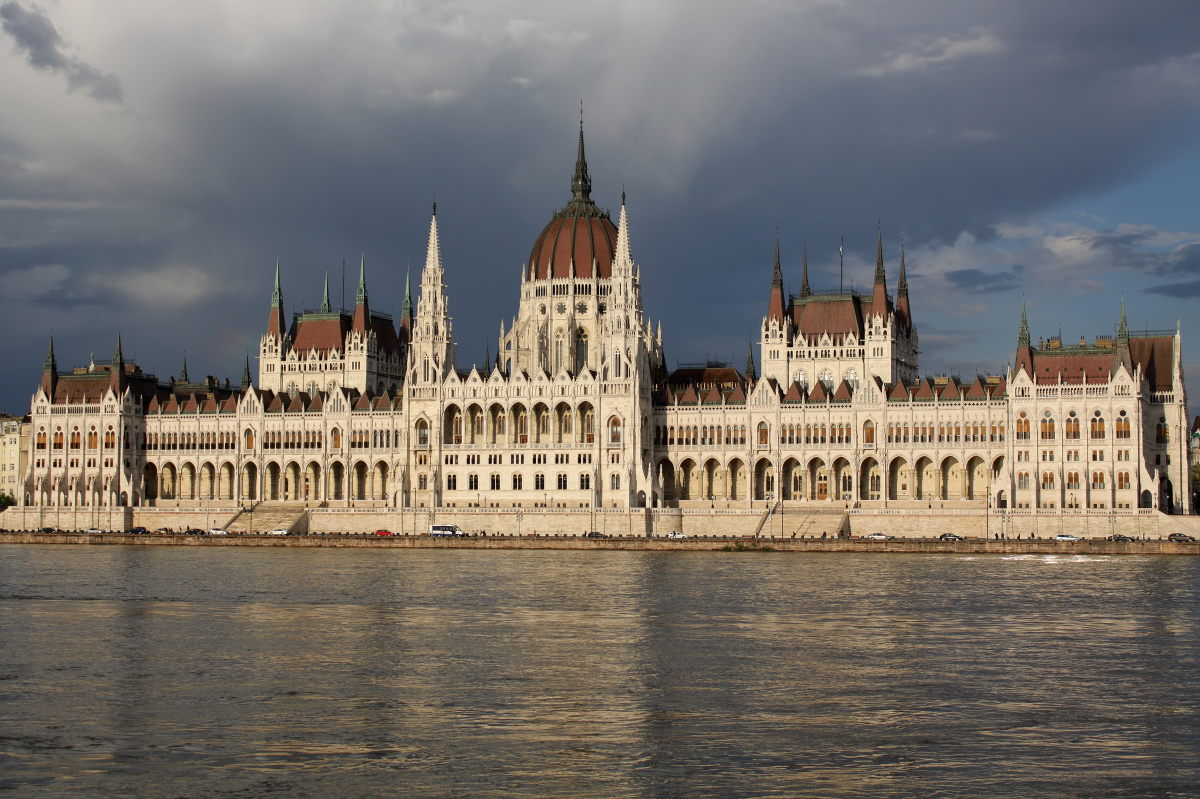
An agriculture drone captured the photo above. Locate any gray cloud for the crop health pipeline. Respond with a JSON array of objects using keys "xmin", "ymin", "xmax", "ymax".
[
  {"xmin": 1, "ymin": 1, "xmax": 1200, "ymax": 413},
  {"xmin": 945, "ymin": 264, "xmax": 1026, "ymax": 294},
  {"xmin": 0, "ymin": 1, "xmax": 122, "ymax": 103}
]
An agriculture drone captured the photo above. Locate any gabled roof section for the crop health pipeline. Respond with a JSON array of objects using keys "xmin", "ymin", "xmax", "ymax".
[
  {"xmin": 888, "ymin": 380, "xmax": 910, "ymax": 401},
  {"xmin": 831, "ymin": 380, "xmax": 853, "ymax": 402},
  {"xmin": 1128, "ymin": 335, "xmax": 1175, "ymax": 392},
  {"xmin": 791, "ymin": 294, "xmax": 865, "ymax": 339},
  {"xmin": 808, "ymin": 380, "xmax": 828, "ymax": 402},
  {"xmin": 782, "ymin": 381, "xmax": 805, "ymax": 403},
  {"xmin": 702, "ymin": 385, "xmax": 723, "ymax": 405},
  {"xmin": 726, "ymin": 383, "xmax": 747, "ymax": 404},
  {"xmin": 266, "ymin": 393, "xmax": 286, "ymax": 413},
  {"xmin": 677, "ymin": 385, "xmax": 699, "ymax": 405},
  {"xmin": 965, "ymin": 378, "xmax": 989, "ymax": 400},
  {"xmin": 913, "ymin": 379, "xmax": 937, "ymax": 401}
]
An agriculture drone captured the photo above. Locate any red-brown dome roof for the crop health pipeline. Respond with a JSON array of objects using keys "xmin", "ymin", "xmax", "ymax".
[
  {"xmin": 528, "ymin": 124, "xmax": 617, "ymax": 280},
  {"xmin": 529, "ymin": 208, "xmax": 617, "ymax": 280}
]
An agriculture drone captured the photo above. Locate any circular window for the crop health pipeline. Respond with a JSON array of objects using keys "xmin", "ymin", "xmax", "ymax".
[
  {"xmin": 1019, "ymin": 411, "xmax": 1027, "ymax": 418},
  {"xmin": 1094, "ymin": 410, "xmax": 1102, "ymax": 417},
  {"xmin": 1119, "ymin": 410, "xmax": 1127, "ymax": 417},
  {"xmin": 1069, "ymin": 410, "xmax": 1076, "ymax": 417},
  {"xmin": 556, "ymin": 303, "xmax": 566, "ymax": 314},
  {"xmin": 576, "ymin": 302, "xmax": 588, "ymax": 314},
  {"xmin": 1044, "ymin": 410, "xmax": 1052, "ymax": 418}
]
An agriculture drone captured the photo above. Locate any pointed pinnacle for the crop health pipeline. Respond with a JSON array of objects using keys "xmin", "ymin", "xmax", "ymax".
[{"xmin": 322, "ymin": 271, "xmax": 331, "ymax": 312}]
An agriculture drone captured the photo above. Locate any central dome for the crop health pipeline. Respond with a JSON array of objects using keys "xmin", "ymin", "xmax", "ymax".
[{"xmin": 528, "ymin": 126, "xmax": 618, "ymax": 280}]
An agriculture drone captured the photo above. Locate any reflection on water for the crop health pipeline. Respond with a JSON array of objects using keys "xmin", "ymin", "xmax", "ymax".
[{"xmin": 0, "ymin": 547, "xmax": 1198, "ymax": 797}]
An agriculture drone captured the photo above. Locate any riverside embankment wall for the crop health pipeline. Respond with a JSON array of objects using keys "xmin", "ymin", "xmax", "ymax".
[
  {"xmin": 6, "ymin": 505, "xmax": 1199, "ymax": 541},
  {"xmin": 3, "ymin": 530, "xmax": 1199, "ymax": 555}
]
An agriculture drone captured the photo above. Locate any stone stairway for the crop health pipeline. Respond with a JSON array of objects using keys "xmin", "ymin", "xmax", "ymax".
[{"xmin": 225, "ymin": 502, "xmax": 307, "ymax": 535}]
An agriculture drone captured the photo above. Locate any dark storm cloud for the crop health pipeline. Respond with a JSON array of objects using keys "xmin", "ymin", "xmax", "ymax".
[
  {"xmin": 0, "ymin": 1, "xmax": 1199, "ymax": 413},
  {"xmin": 945, "ymin": 265, "xmax": 1025, "ymax": 294},
  {"xmin": 0, "ymin": 1, "xmax": 122, "ymax": 103}
]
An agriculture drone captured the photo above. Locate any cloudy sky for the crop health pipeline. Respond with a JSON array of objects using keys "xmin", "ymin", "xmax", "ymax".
[{"xmin": 1, "ymin": 0, "xmax": 1198, "ymax": 417}]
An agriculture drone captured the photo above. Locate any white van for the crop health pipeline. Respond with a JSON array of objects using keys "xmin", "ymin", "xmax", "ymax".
[{"xmin": 430, "ymin": 524, "xmax": 466, "ymax": 537}]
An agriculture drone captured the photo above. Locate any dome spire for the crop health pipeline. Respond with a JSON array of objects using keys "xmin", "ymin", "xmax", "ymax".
[
  {"xmin": 321, "ymin": 270, "xmax": 331, "ymax": 313},
  {"xmin": 570, "ymin": 102, "xmax": 592, "ymax": 202},
  {"xmin": 1018, "ymin": 298, "xmax": 1030, "ymax": 348}
]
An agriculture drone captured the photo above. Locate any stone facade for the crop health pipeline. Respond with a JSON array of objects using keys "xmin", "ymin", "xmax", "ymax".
[{"xmin": 12, "ymin": 126, "xmax": 1191, "ymax": 523}]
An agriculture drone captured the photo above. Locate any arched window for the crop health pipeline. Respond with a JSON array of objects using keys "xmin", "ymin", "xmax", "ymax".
[
  {"xmin": 512, "ymin": 473, "xmax": 523, "ymax": 490},
  {"xmin": 1091, "ymin": 471, "xmax": 1106, "ymax": 490},
  {"xmin": 1016, "ymin": 413, "xmax": 1030, "ymax": 440},
  {"xmin": 1041, "ymin": 471, "xmax": 1055, "ymax": 490},
  {"xmin": 1116, "ymin": 411, "xmax": 1130, "ymax": 439},
  {"xmin": 446, "ymin": 474, "xmax": 457, "ymax": 491},
  {"xmin": 330, "ymin": 428, "xmax": 340, "ymax": 449},
  {"xmin": 1018, "ymin": 472, "xmax": 1030, "ymax": 490},
  {"xmin": 52, "ymin": 428, "xmax": 63, "ymax": 449},
  {"xmin": 609, "ymin": 417, "xmax": 622, "ymax": 445},
  {"xmin": 611, "ymin": 473, "xmax": 620, "ymax": 490},
  {"xmin": 758, "ymin": 422, "xmax": 770, "ymax": 447},
  {"xmin": 1040, "ymin": 415, "xmax": 1055, "ymax": 440},
  {"xmin": 104, "ymin": 427, "xmax": 115, "ymax": 449},
  {"xmin": 452, "ymin": 412, "xmax": 463, "ymax": 444},
  {"xmin": 416, "ymin": 419, "xmax": 429, "ymax": 447},
  {"xmin": 1118, "ymin": 472, "xmax": 1130, "ymax": 490},
  {"xmin": 517, "ymin": 411, "xmax": 529, "ymax": 444},
  {"xmin": 88, "ymin": 427, "xmax": 97, "ymax": 449},
  {"xmin": 70, "ymin": 428, "xmax": 80, "ymax": 449},
  {"xmin": 574, "ymin": 329, "xmax": 589, "ymax": 374},
  {"xmin": 1065, "ymin": 413, "xmax": 1080, "ymax": 439},
  {"xmin": 245, "ymin": 428, "xmax": 255, "ymax": 449},
  {"xmin": 1091, "ymin": 412, "xmax": 1105, "ymax": 439}
]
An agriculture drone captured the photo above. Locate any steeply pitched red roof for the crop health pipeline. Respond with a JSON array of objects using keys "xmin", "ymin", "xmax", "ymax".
[
  {"xmin": 1129, "ymin": 336, "xmax": 1174, "ymax": 391},
  {"xmin": 791, "ymin": 295, "xmax": 864, "ymax": 339},
  {"xmin": 832, "ymin": 380, "xmax": 853, "ymax": 401}
]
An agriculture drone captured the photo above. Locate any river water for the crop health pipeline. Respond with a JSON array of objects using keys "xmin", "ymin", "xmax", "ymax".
[{"xmin": 0, "ymin": 546, "xmax": 1197, "ymax": 798}]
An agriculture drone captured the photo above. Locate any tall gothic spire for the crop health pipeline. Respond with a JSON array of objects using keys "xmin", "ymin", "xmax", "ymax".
[
  {"xmin": 1117, "ymin": 296, "xmax": 1129, "ymax": 341},
  {"xmin": 180, "ymin": 357, "xmax": 189, "ymax": 384},
  {"xmin": 767, "ymin": 235, "xmax": 786, "ymax": 324},
  {"xmin": 356, "ymin": 252, "xmax": 368, "ymax": 306},
  {"xmin": 614, "ymin": 193, "xmax": 633, "ymax": 274},
  {"xmin": 896, "ymin": 242, "xmax": 911, "ymax": 329},
  {"xmin": 871, "ymin": 229, "xmax": 890, "ymax": 317},
  {"xmin": 267, "ymin": 258, "xmax": 287, "ymax": 341},
  {"xmin": 874, "ymin": 229, "xmax": 886, "ymax": 285},
  {"xmin": 110, "ymin": 332, "xmax": 125, "ymax": 394},
  {"xmin": 271, "ymin": 257, "xmax": 283, "ymax": 307},
  {"xmin": 745, "ymin": 341, "xmax": 757, "ymax": 383},
  {"xmin": 1018, "ymin": 299, "xmax": 1030, "ymax": 348},
  {"xmin": 241, "ymin": 354, "xmax": 252, "ymax": 390},
  {"xmin": 352, "ymin": 252, "xmax": 371, "ymax": 335},
  {"xmin": 570, "ymin": 108, "xmax": 592, "ymax": 203},
  {"xmin": 800, "ymin": 245, "xmax": 811, "ymax": 297},
  {"xmin": 321, "ymin": 271, "xmax": 331, "ymax": 313},
  {"xmin": 41, "ymin": 335, "xmax": 57, "ymax": 396}
]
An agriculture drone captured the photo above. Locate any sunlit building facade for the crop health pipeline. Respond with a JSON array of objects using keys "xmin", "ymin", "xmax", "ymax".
[{"xmin": 17, "ymin": 129, "xmax": 1191, "ymax": 516}]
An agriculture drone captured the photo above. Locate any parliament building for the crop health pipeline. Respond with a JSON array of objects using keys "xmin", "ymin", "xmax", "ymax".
[{"xmin": 17, "ymin": 127, "xmax": 1192, "ymax": 524}]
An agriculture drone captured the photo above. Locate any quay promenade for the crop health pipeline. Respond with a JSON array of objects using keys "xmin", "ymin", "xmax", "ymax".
[{"xmin": 2, "ymin": 530, "xmax": 1198, "ymax": 555}]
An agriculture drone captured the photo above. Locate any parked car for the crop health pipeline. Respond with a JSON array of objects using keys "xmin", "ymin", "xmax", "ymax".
[
  {"xmin": 183, "ymin": 528, "xmax": 205, "ymax": 535},
  {"xmin": 374, "ymin": 529, "xmax": 394, "ymax": 536},
  {"xmin": 128, "ymin": 526, "xmax": 147, "ymax": 535},
  {"xmin": 40, "ymin": 526, "xmax": 60, "ymax": 534},
  {"xmin": 208, "ymin": 528, "xmax": 229, "ymax": 536},
  {"xmin": 939, "ymin": 532, "xmax": 964, "ymax": 541},
  {"xmin": 585, "ymin": 531, "xmax": 607, "ymax": 538},
  {"xmin": 1108, "ymin": 534, "xmax": 1133, "ymax": 542},
  {"xmin": 667, "ymin": 531, "xmax": 688, "ymax": 539},
  {"xmin": 1054, "ymin": 533, "xmax": 1081, "ymax": 542},
  {"xmin": 1167, "ymin": 532, "xmax": 1196, "ymax": 543},
  {"xmin": 85, "ymin": 528, "xmax": 102, "ymax": 534},
  {"xmin": 266, "ymin": 528, "xmax": 289, "ymax": 536},
  {"xmin": 866, "ymin": 532, "xmax": 894, "ymax": 541}
]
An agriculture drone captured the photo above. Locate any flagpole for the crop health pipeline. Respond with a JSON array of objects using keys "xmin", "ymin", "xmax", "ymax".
[{"xmin": 839, "ymin": 236, "xmax": 844, "ymax": 293}]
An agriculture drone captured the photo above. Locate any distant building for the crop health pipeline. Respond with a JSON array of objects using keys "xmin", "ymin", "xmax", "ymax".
[
  {"xmin": 15, "ymin": 125, "xmax": 1192, "ymax": 516},
  {"xmin": 0, "ymin": 413, "xmax": 29, "ymax": 502}
]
